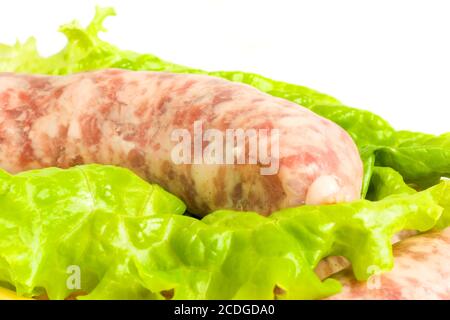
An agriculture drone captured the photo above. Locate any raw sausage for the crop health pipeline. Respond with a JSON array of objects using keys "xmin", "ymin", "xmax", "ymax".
[
  {"xmin": 327, "ymin": 228, "xmax": 450, "ymax": 300},
  {"xmin": 0, "ymin": 69, "xmax": 363, "ymax": 215}
]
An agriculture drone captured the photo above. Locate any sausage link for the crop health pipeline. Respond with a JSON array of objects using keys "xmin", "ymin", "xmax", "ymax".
[
  {"xmin": 0, "ymin": 69, "xmax": 363, "ymax": 215},
  {"xmin": 328, "ymin": 228, "xmax": 450, "ymax": 300}
]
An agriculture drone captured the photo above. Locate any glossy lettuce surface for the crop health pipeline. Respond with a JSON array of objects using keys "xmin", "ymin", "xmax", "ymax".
[{"xmin": 0, "ymin": 165, "xmax": 448, "ymax": 299}]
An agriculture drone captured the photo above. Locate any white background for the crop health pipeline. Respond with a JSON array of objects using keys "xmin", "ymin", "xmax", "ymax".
[{"xmin": 0, "ymin": 0, "xmax": 448, "ymax": 134}]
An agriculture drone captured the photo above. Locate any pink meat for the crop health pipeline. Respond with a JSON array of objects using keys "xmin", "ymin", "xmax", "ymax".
[
  {"xmin": 328, "ymin": 228, "xmax": 450, "ymax": 300},
  {"xmin": 0, "ymin": 69, "xmax": 363, "ymax": 215}
]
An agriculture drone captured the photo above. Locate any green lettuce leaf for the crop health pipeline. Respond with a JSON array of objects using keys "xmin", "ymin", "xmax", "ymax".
[
  {"xmin": 366, "ymin": 166, "xmax": 416, "ymax": 201},
  {"xmin": 0, "ymin": 7, "xmax": 197, "ymax": 75},
  {"xmin": 0, "ymin": 165, "xmax": 448, "ymax": 300},
  {"xmin": 0, "ymin": 164, "xmax": 186, "ymax": 298},
  {"xmin": 375, "ymin": 132, "xmax": 450, "ymax": 189}
]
